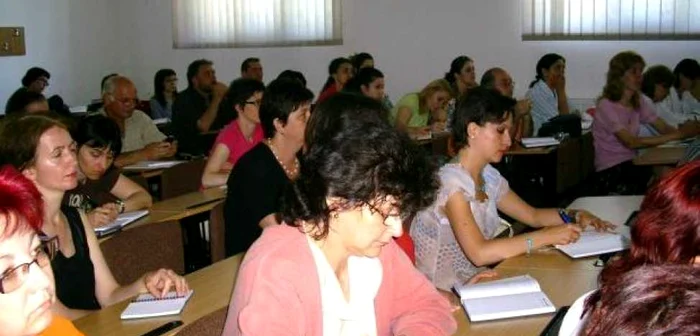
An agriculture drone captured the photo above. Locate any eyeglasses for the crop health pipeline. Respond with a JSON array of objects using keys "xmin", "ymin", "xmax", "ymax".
[
  {"xmin": 244, "ymin": 100, "xmax": 262, "ymax": 107},
  {"xmin": 364, "ymin": 201, "xmax": 402, "ymax": 225},
  {"xmin": 0, "ymin": 235, "xmax": 58, "ymax": 294}
]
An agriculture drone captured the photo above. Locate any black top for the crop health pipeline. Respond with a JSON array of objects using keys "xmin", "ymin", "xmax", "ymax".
[
  {"xmin": 4, "ymin": 87, "xmax": 27, "ymax": 113},
  {"xmin": 63, "ymin": 167, "xmax": 121, "ymax": 208},
  {"xmin": 171, "ymin": 87, "xmax": 235, "ymax": 155},
  {"xmin": 52, "ymin": 206, "xmax": 101, "ymax": 310},
  {"xmin": 224, "ymin": 143, "xmax": 290, "ymax": 256}
]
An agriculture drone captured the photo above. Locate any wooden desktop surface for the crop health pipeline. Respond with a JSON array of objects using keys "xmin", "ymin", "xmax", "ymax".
[
  {"xmin": 633, "ymin": 146, "xmax": 685, "ymax": 166},
  {"xmin": 506, "ymin": 144, "xmax": 557, "ymax": 155},
  {"xmin": 149, "ymin": 186, "xmax": 227, "ymax": 220}
]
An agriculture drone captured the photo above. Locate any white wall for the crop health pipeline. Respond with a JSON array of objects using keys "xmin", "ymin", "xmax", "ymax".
[{"xmin": 2, "ymin": 0, "xmax": 699, "ymax": 110}]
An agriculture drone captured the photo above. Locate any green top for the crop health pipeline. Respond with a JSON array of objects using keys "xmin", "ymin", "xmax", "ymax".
[{"xmin": 389, "ymin": 93, "xmax": 429, "ymax": 127}]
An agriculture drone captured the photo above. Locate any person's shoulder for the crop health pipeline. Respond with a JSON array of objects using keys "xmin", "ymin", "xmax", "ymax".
[
  {"xmin": 240, "ymin": 225, "xmax": 311, "ymax": 275},
  {"xmin": 131, "ymin": 109, "xmax": 152, "ymax": 121},
  {"xmin": 558, "ymin": 290, "xmax": 594, "ymax": 336},
  {"xmin": 483, "ymin": 164, "xmax": 503, "ymax": 180},
  {"xmin": 230, "ymin": 143, "xmax": 274, "ymax": 176}
]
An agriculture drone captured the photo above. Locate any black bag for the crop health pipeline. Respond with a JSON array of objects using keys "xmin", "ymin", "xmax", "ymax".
[{"xmin": 538, "ymin": 114, "xmax": 582, "ymax": 137}]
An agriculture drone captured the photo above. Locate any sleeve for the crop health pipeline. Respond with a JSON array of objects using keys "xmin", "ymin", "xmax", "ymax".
[
  {"xmin": 595, "ymin": 100, "xmax": 626, "ymax": 134},
  {"xmin": 383, "ymin": 242, "xmax": 457, "ymax": 336},
  {"xmin": 639, "ymin": 97, "xmax": 659, "ymax": 124},
  {"xmin": 435, "ymin": 166, "xmax": 474, "ymax": 209},
  {"xmin": 528, "ymin": 82, "xmax": 559, "ymax": 124},
  {"xmin": 484, "ymin": 165, "xmax": 509, "ymax": 202},
  {"xmin": 213, "ymin": 124, "xmax": 235, "ymax": 152},
  {"xmin": 136, "ymin": 111, "xmax": 166, "ymax": 144},
  {"xmin": 149, "ymin": 99, "xmax": 166, "ymax": 119},
  {"xmin": 223, "ymin": 257, "xmax": 306, "ymax": 336}
]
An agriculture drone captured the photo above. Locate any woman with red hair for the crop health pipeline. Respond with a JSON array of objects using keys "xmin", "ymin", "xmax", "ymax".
[
  {"xmin": 0, "ymin": 165, "xmax": 83, "ymax": 335},
  {"xmin": 559, "ymin": 160, "xmax": 700, "ymax": 335}
]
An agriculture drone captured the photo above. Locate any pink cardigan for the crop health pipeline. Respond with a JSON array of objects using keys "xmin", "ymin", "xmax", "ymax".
[{"xmin": 222, "ymin": 224, "xmax": 456, "ymax": 335}]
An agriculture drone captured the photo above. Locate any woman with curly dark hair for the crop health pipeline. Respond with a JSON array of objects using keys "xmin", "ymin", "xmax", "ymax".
[{"xmin": 222, "ymin": 94, "xmax": 457, "ymax": 335}]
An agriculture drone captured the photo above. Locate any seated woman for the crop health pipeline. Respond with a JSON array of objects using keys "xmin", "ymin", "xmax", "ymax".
[
  {"xmin": 5, "ymin": 89, "xmax": 49, "ymax": 115},
  {"xmin": 63, "ymin": 115, "xmax": 152, "ymax": 227},
  {"xmin": 349, "ymin": 52, "xmax": 394, "ymax": 110},
  {"xmin": 640, "ymin": 65, "xmax": 684, "ymax": 135},
  {"xmin": 342, "ymin": 67, "xmax": 385, "ymax": 102},
  {"xmin": 559, "ymin": 160, "xmax": 700, "ymax": 335},
  {"xmin": 316, "ymin": 57, "xmax": 353, "ymax": 104},
  {"xmin": 592, "ymin": 51, "xmax": 699, "ymax": 195},
  {"xmin": 444, "ymin": 56, "xmax": 478, "ymax": 131},
  {"xmin": 582, "ymin": 265, "xmax": 700, "ymax": 336},
  {"xmin": 201, "ymin": 78, "xmax": 266, "ymax": 188},
  {"xmin": 149, "ymin": 69, "xmax": 178, "ymax": 119},
  {"xmin": 390, "ymin": 79, "xmax": 453, "ymax": 136},
  {"xmin": 0, "ymin": 166, "xmax": 83, "ymax": 336},
  {"xmin": 223, "ymin": 93, "xmax": 457, "ymax": 335},
  {"xmin": 224, "ymin": 79, "xmax": 313, "ymax": 257},
  {"xmin": 0, "ymin": 113, "xmax": 188, "ymax": 319},
  {"xmin": 526, "ymin": 53, "xmax": 570, "ymax": 134},
  {"xmin": 411, "ymin": 87, "xmax": 610, "ymax": 291}
]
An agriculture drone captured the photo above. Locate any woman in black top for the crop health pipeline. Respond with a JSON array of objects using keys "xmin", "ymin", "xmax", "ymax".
[
  {"xmin": 224, "ymin": 79, "xmax": 314, "ymax": 256},
  {"xmin": 0, "ymin": 113, "xmax": 189, "ymax": 319}
]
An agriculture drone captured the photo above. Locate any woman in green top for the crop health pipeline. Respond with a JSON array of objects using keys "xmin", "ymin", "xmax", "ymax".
[{"xmin": 391, "ymin": 79, "xmax": 453, "ymax": 136}]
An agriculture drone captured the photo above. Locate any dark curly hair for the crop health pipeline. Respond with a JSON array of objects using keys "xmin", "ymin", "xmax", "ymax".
[
  {"xmin": 279, "ymin": 93, "xmax": 439, "ymax": 239},
  {"xmin": 450, "ymin": 86, "xmax": 516, "ymax": 150}
]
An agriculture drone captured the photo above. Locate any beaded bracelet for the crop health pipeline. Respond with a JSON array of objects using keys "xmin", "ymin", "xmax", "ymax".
[{"xmin": 526, "ymin": 237, "xmax": 533, "ymax": 256}]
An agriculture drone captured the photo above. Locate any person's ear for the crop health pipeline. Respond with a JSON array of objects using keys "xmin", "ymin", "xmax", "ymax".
[
  {"xmin": 467, "ymin": 122, "xmax": 480, "ymax": 139},
  {"xmin": 273, "ymin": 118, "xmax": 286, "ymax": 136},
  {"xmin": 360, "ymin": 85, "xmax": 370, "ymax": 96},
  {"xmin": 22, "ymin": 166, "xmax": 38, "ymax": 184}
]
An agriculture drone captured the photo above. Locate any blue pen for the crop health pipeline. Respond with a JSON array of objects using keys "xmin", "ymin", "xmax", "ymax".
[{"xmin": 558, "ymin": 209, "xmax": 574, "ymax": 224}]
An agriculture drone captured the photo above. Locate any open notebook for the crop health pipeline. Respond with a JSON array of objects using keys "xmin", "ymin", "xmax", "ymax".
[
  {"xmin": 94, "ymin": 210, "xmax": 149, "ymax": 238},
  {"xmin": 123, "ymin": 160, "xmax": 185, "ymax": 170},
  {"xmin": 454, "ymin": 275, "xmax": 555, "ymax": 322},
  {"xmin": 121, "ymin": 290, "xmax": 194, "ymax": 320},
  {"xmin": 556, "ymin": 227, "xmax": 630, "ymax": 258}
]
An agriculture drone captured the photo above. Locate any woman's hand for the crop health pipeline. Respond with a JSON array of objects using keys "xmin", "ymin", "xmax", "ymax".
[
  {"xmin": 465, "ymin": 270, "xmax": 499, "ymax": 285},
  {"xmin": 86, "ymin": 203, "xmax": 119, "ymax": 227},
  {"xmin": 574, "ymin": 210, "xmax": 615, "ymax": 232},
  {"xmin": 143, "ymin": 269, "xmax": 189, "ymax": 298},
  {"xmin": 539, "ymin": 224, "xmax": 581, "ymax": 245}
]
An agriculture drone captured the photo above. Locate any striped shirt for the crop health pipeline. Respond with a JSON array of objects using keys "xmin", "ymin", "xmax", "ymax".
[{"xmin": 526, "ymin": 79, "xmax": 560, "ymax": 134}]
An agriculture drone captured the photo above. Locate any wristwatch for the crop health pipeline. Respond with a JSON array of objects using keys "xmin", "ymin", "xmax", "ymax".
[{"xmin": 116, "ymin": 199, "xmax": 126, "ymax": 214}]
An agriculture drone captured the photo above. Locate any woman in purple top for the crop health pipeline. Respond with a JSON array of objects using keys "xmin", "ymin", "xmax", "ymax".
[{"xmin": 592, "ymin": 51, "xmax": 700, "ymax": 194}]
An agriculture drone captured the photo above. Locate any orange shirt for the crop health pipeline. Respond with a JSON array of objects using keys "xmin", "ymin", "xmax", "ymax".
[{"xmin": 39, "ymin": 316, "xmax": 84, "ymax": 336}]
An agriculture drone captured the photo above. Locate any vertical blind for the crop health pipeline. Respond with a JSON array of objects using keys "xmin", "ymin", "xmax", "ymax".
[
  {"xmin": 522, "ymin": 0, "xmax": 700, "ymax": 40},
  {"xmin": 172, "ymin": 0, "xmax": 342, "ymax": 48}
]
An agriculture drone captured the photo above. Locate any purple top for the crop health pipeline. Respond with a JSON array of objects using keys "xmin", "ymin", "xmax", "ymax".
[{"xmin": 592, "ymin": 98, "xmax": 658, "ymax": 171}]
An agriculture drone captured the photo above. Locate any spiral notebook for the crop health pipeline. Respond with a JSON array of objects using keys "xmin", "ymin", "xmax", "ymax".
[{"xmin": 120, "ymin": 290, "xmax": 194, "ymax": 320}]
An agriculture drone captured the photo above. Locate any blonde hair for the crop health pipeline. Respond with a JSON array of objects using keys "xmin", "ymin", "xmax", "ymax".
[
  {"xmin": 418, "ymin": 79, "xmax": 453, "ymax": 111},
  {"xmin": 600, "ymin": 51, "xmax": 646, "ymax": 109}
]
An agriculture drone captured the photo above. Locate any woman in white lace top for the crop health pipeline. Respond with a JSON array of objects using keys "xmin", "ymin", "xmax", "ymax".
[{"xmin": 411, "ymin": 87, "xmax": 612, "ymax": 291}]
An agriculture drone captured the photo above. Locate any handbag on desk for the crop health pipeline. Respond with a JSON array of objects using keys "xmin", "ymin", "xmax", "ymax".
[{"xmin": 538, "ymin": 114, "xmax": 582, "ymax": 138}]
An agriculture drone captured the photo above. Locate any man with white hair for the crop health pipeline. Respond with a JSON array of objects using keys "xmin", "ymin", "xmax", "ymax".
[{"xmin": 98, "ymin": 75, "xmax": 176, "ymax": 167}]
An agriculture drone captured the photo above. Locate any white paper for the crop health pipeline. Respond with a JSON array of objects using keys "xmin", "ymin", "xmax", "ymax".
[
  {"xmin": 462, "ymin": 291, "xmax": 555, "ymax": 322},
  {"xmin": 123, "ymin": 160, "xmax": 185, "ymax": 170},
  {"xmin": 94, "ymin": 210, "xmax": 149, "ymax": 234},
  {"xmin": 455, "ymin": 275, "xmax": 541, "ymax": 300},
  {"xmin": 520, "ymin": 137, "xmax": 560, "ymax": 148},
  {"xmin": 120, "ymin": 290, "xmax": 194, "ymax": 320},
  {"xmin": 556, "ymin": 227, "xmax": 630, "ymax": 258}
]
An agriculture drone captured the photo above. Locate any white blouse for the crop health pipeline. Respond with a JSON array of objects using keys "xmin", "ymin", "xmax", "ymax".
[
  {"xmin": 307, "ymin": 236, "xmax": 383, "ymax": 336},
  {"xmin": 558, "ymin": 290, "xmax": 593, "ymax": 336}
]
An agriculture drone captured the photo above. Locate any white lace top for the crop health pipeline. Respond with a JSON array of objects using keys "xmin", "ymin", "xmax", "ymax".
[
  {"xmin": 307, "ymin": 236, "xmax": 382, "ymax": 336},
  {"xmin": 410, "ymin": 164, "xmax": 509, "ymax": 291}
]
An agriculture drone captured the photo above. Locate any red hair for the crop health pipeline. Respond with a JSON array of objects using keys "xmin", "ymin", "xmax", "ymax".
[
  {"xmin": 585, "ymin": 161, "xmax": 700, "ymax": 312},
  {"xmin": 0, "ymin": 165, "xmax": 44, "ymax": 238}
]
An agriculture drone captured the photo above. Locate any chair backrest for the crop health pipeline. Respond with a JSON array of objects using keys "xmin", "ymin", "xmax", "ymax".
[
  {"xmin": 100, "ymin": 220, "xmax": 185, "ymax": 284},
  {"xmin": 176, "ymin": 307, "xmax": 228, "ymax": 336},
  {"xmin": 160, "ymin": 159, "xmax": 207, "ymax": 200}
]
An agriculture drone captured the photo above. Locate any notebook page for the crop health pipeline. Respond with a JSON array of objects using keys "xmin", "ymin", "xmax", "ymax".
[
  {"xmin": 94, "ymin": 210, "xmax": 149, "ymax": 234},
  {"xmin": 120, "ymin": 290, "xmax": 193, "ymax": 320},
  {"xmin": 462, "ymin": 291, "xmax": 555, "ymax": 322},
  {"xmin": 456, "ymin": 275, "xmax": 541, "ymax": 300},
  {"xmin": 556, "ymin": 228, "xmax": 630, "ymax": 258}
]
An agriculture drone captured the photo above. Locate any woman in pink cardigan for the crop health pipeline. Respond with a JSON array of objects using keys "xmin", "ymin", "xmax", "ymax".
[{"xmin": 223, "ymin": 93, "xmax": 457, "ymax": 336}]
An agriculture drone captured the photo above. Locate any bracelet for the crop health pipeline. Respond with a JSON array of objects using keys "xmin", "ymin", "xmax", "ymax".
[{"xmin": 526, "ymin": 237, "xmax": 533, "ymax": 256}]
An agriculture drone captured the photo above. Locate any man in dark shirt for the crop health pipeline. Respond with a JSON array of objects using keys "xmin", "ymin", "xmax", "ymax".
[
  {"xmin": 241, "ymin": 57, "xmax": 264, "ymax": 82},
  {"xmin": 172, "ymin": 59, "xmax": 229, "ymax": 155},
  {"xmin": 5, "ymin": 67, "xmax": 50, "ymax": 113}
]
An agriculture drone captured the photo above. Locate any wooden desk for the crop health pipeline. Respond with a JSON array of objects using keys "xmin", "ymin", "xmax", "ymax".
[
  {"xmin": 497, "ymin": 249, "xmax": 599, "ymax": 271},
  {"xmin": 75, "ymin": 254, "xmax": 243, "ymax": 336},
  {"xmin": 97, "ymin": 210, "xmax": 182, "ymax": 243},
  {"xmin": 150, "ymin": 186, "xmax": 227, "ymax": 220},
  {"xmin": 506, "ymin": 144, "xmax": 557, "ymax": 155},
  {"xmin": 633, "ymin": 146, "xmax": 685, "ymax": 166}
]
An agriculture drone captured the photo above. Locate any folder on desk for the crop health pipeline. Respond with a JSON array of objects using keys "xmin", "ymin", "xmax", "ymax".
[
  {"xmin": 94, "ymin": 210, "xmax": 149, "ymax": 238},
  {"xmin": 556, "ymin": 227, "xmax": 630, "ymax": 258},
  {"xmin": 454, "ymin": 275, "xmax": 555, "ymax": 322},
  {"xmin": 521, "ymin": 137, "xmax": 560, "ymax": 148},
  {"xmin": 123, "ymin": 160, "xmax": 185, "ymax": 170}
]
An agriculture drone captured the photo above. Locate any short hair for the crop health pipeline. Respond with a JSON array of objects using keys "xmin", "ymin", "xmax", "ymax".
[
  {"xmin": 0, "ymin": 113, "xmax": 68, "ymax": 171},
  {"xmin": 186, "ymin": 59, "xmax": 213, "ymax": 87},
  {"xmin": 102, "ymin": 75, "xmax": 134, "ymax": 96},
  {"xmin": 100, "ymin": 73, "xmax": 119, "ymax": 92},
  {"xmin": 72, "ymin": 115, "xmax": 122, "ymax": 156},
  {"xmin": 153, "ymin": 69, "xmax": 177, "ymax": 108},
  {"xmin": 673, "ymin": 58, "xmax": 700, "ymax": 88},
  {"xmin": 350, "ymin": 52, "xmax": 374, "ymax": 70},
  {"xmin": 529, "ymin": 53, "xmax": 565, "ymax": 88},
  {"xmin": 583, "ymin": 265, "xmax": 700, "ymax": 336},
  {"xmin": 240, "ymin": 57, "xmax": 260, "ymax": 73},
  {"xmin": 642, "ymin": 65, "xmax": 675, "ymax": 99},
  {"xmin": 259, "ymin": 79, "xmax": 314, "ymax": 139},
  {"xmin": 451, "ymin": 86, "xmax": 516, "ymax": 149},
  {"xmin": 0, "ymin": 165, "xmax": 44, "ymax": 239},
  {"xmin": 5, "ymin": 89, "xmax": 47, "ymax": 115},
  {"xmin": 342, "ymin": 67, "xmax": 384, "ymax": 95},
  {"xmin": 225, "ymin": 78, "xmax": 266, "ymax": 117},
  {"xmin": 444, "ymin": 56, "xmax": 473, "ymax": 87},
  {"xmin": 585, "ymin": 160, "xmax": 700, "ymax": 312},
  {"xmin": 276, "ymin": 70, "xmax": 307, "ymax": 87},
  {"xmin": 480, "ymin": 67, "xmax": 505, "ymax": 90},
  {"xmin": 21, "ymin": 67, "xmax": 50, "ymax": 87},
  {"xmin": 279, "ymin": 93, "xmax": 439, "ymax": 239}
]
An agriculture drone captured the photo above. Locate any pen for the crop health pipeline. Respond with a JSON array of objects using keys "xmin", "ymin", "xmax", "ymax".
[{"xmin": 557, "ymin": 209, "xmax": 574, "ymax": 224}]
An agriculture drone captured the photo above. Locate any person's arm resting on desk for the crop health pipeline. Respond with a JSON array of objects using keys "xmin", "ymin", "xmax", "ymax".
[
  {"xmin": 114, "ymin": 141, "xmax": 177, "ymax": 167},
  {"xmin": 201, "ymin": 143, "xmax": 232, "ymax": 188},
  {"xmin": 110, "ymin": 174, "xmax": 152, "ymax": 211},
  {"xmin": 395, "ymin": 106, "xmax": 430, "ymax": 136}
]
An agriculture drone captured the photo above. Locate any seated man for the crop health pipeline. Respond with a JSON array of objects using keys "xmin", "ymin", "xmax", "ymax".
[
  {"xmin": 4, "ymin": 67, "xmax": 50, "ymax": 113},
  {"xmin": 98, "ymin": 75, "xmax": 176, "ymax": 167},
  {"xmin": 172, "ymin": 59, "xmax": 229, "ymax": 155},
  {"xmin": 240, "ymin": 57, "xmax": 264, "ymax": 82},
  {"xmin": 481, "ymin": 67, "xmax": 534, "ymax": 142}
]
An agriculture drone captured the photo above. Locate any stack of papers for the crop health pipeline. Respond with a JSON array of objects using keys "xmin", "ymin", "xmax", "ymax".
[
  {"xmin": 94, "ymin": 210, "xmax": 149, "ymax": 238},
  {"xmin": 123, "ymin": 161, "xmax": 185, "ymax": 170},
  {"xmin": 521, "ymin": 137, "xmax": 560, "ymax": 148}
]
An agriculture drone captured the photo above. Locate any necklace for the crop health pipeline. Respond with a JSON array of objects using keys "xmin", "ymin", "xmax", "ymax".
[{"xmin": 266, "ymin": 139, "xmax": 299, "ymax": 178}]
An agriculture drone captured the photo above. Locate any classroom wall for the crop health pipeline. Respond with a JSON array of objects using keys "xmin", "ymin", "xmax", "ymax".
[{"xmin": 2, "ymin": 0, "xmax": 698, "ymax": 111}]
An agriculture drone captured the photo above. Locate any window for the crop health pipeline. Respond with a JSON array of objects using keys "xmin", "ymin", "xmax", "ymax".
[
  {"xmin": 522, "ymin": 0, "xmax": 700, "ymax": 40},
  {"xmin": 172, "ymin": 0, "xmax": 342, "ymax": 48}
]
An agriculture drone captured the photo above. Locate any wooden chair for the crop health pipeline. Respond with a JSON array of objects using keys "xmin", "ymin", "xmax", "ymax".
[
  {"xmin": 100, "ymin": 220, "xmax": 185, "ymax": 284},
  {"xmin": 160, "ymin": 159, "xmax": 207, "ymax": 200},
  {"xmin": 176, "ymin": 307, "xmax": 228, "ymax": 336}
]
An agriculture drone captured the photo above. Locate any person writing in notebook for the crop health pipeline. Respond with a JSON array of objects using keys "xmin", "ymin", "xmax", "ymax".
[
  {"xmin": 558, "ymin": 160, "xmax": 700, "ymax": 336},
  {"xmin": 0, "ymin": 113, "xmax": 188, "ymax": 320},
  {"xmin": 411, "ymin": 87, "xmax": 611, "ymax": 291},
  {"xmin": 223, "ymin": 94, "xmax": 457, "ymax": 335}
]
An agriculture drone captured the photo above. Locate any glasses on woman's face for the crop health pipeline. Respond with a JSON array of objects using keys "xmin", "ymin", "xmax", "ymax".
[
  {"xmin": 0, "ymin": 235, "xmax": 58, "ymax": 294},
  {"xmin": 364, "ymin": 201, "xmax": 402, "ymax": 225},
  {"xmin": 244, "ymin": 99, "xmax": 262, "ymax": 107}
]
